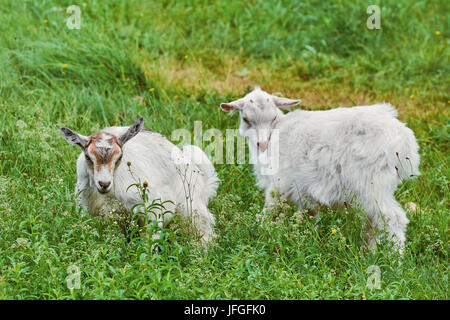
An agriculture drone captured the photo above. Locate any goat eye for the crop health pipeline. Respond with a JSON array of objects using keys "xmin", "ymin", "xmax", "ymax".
[
  {"xmin": 85, "ymin": 155, "xmax": 92, "ymax": 162},
  {"xmin": 243, "ymin": 117, "xmax": 251, "ymax": 126},
  {"xmin": 116, "ymin": 155, "xmax": 123, "ymax": 164},
  {"xmin": 271, "ymin": 117, "xmax": 277, "ymax": 124}
]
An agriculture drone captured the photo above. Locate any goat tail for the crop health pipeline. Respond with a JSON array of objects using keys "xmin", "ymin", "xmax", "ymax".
[
  {"xmin": 373, "ymin": 103, "xmax": 398, "ymax": 118},
  {"xmin": 391, "ymin": 126, "xmax": 421, "ymax": 181},
  {"xmin": 181, "ymin": 145, "xmax": 219, "ymax": 202}
]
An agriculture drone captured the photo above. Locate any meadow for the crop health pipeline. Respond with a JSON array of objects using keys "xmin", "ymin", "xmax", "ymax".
[{"xmin": 0, "ymin": 0, "xmax": 448, "ymax": 299}]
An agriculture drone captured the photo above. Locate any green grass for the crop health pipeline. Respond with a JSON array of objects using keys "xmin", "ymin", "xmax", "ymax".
[{"xmin": 0, "ymin": 0, "xmax": 448, "ymax": 299}]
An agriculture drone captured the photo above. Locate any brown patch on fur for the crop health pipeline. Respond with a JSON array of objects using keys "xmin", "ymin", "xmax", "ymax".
[
  {"xmin": 85, "ymin": 133, "xmax": 122, "ymax": 172},
  {"xmin": 106, "ymin": 142, "xmax": 121, "ymax": 172},
  {"xmin": 84, "ymin": 132, "xmax": 101, "ymax": 149}
]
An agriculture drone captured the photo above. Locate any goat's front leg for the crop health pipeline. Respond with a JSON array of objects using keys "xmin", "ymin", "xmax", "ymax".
[
  {"xmin": 255, "ymin": 185, "xmax": 279, "ymax": 224},
  {"xmin": 127, "ymin": 209, "xmax": 162, "ymax": 253},
  {"xmin": 74, "ymin": 156, "xmax": 96, "ymax": 215},
  {"xmin": 74, "ymin": 178, "xmax": 90, "ymax": 215},
  {"xmin": 263, "ymin": 187, "xmax": 278, "ymax": 214},
  {"xmin": 144, "ymin": 207, "xmax": 167, "ymax": 252},
  {"xmin": 261, "ymin": 175, "xmax": 294, "ymax": 215}
]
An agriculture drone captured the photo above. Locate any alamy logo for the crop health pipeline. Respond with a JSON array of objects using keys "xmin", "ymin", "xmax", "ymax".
[
  {"xmin": 366, "ymin": 5, "xmax": 381, "ymax": 30},
  {"xmin": 366, "ymin": 265, "xmax": 381, "ymax": 289},
  {"xmin": 66, "ymin": 5, "xmax": 81, "ymax": 29},
  {"xmin": 66, "ymin": 265, "xmax": 81, "ymax": 290},
  {"xmin": 170, "ymin": 121, "xmax": 280, "ymax": 175}
]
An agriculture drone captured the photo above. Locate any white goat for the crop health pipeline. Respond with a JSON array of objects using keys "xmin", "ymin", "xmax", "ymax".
[
  {"xmin": 60, "ymin": 118, "xmax": 218, "ymax": 245},
  {"xmin": 220, "ymin": 87, "xmax": 420, "ymax": 253}
]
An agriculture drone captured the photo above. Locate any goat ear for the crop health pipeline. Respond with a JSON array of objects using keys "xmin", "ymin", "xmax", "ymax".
[
  {"xmin": 220, "ymin": 99, "xmax": 244, "ymax": 112},
  {"xmin": 119, "ymin": 117, "xmax": 144, "ymax": 146},
  {"xmin": 60, "ymin": 127, "xmax": 89, "ymax": 149},
  {"xmin": 272, "ymin": 96, "xmax": 301, "ymax": 110}
]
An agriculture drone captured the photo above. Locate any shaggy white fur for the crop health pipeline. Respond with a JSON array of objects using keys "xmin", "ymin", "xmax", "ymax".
[
  {"xmin": 60, "ymin": 119, "xmax": 218, "ymax": 245},
  {"xmin": 221, "ymin": 88, "xmax": 420, "ymax": 253}
]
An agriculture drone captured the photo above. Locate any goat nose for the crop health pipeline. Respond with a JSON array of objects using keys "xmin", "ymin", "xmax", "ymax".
[
  {"xmin": 257, "ymin": 141, "xmax": 268, "ymax": 152},
  {"xmin": 99, "ymin": 181, "xmax": 111, "ymax": 189}
]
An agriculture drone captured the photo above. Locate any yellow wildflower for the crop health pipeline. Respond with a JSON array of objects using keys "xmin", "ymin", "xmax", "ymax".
[
  {"xmin": 62, "ymin": 63, "xmax": 68, "ymax": 68},
  {"xmin": 331, "ymin": 228, "xmax": 337, "ymax": 235},
  {"xmin": 435, "ymin": 30, "xmax": 440, "ymax": 36}
]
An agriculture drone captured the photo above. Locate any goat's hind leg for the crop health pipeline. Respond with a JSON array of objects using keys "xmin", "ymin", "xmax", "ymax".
[
  {"xmin": 189, "ymin": 200, "xmax": 216, "ymax": 246},
  {"xmin": 382, "ymin": 198, "xmax": 408, "ymax": 254},
  {"xmin": 362, "ymin": 196, "xmax": 408, "ymax": 254}
]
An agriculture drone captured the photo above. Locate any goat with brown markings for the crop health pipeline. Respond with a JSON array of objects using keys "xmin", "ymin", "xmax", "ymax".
[{"xmin": 60, "ymin": 118, "xmax": 218, "ymax": 246}]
